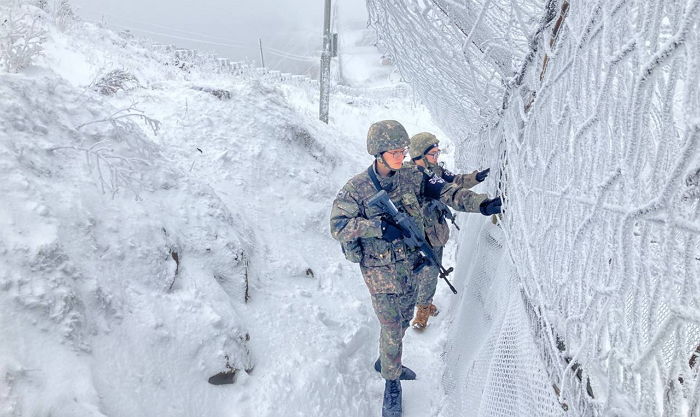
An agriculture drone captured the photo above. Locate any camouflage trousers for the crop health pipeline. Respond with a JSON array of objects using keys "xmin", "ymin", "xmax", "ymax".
[
  {"xmin": 415, "ymin": 245, "xmax": 443, "ymax": 306},
  {"xmin": 365, "ymin": 257, "xmax": 418, "ymax": 380}
]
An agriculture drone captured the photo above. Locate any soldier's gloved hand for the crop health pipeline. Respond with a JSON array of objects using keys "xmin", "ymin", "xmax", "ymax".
[
  {"xmin": 479, "ymin": 196, "xmax": 502, "ymax": 216},
  {"xmin": 381, "ymin": 221, "xmax": 405, "ymax": 242},
  {"xmin": 475, "ymin": 168, "xmax": 490, "ymax": 182}
]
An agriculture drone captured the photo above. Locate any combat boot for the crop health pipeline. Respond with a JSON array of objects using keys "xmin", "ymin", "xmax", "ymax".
[
  {"xmin": 382, "ymin": 379, "xmax": 402, "ymax": 417},
  {"xmin": 411, "ymin": 305, "xmax": 431, "ymax": 329},
  {"xmin": 374, "ymin": 358, "xmax": 416, "ymax": 380},
  {"xmin": 428, "ymin": 303, "xmax": 439, "ymax": 317}
]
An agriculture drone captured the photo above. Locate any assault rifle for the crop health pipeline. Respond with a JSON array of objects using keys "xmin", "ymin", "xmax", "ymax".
[
  {"xmin": 368, "ymin": 190, "xmax": 457, "ymax": 294},
  {"xmin": 431, "ymin": 199, "xmax": 460, "ymax": 230}
]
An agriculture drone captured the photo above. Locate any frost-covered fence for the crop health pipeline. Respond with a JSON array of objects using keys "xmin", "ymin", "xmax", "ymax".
[
  {"xmin": 149, "ymin": 42, "xmax": 410, "ymax": 103},
  {"xmin": 367, "ymin": 0, "xmax": 700, "ymax": 416}
]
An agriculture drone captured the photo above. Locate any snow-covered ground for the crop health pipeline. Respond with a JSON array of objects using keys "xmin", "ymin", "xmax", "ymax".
[{"xmin": 0, "ymin": 5, "xmax": 469, "ymax": 416}]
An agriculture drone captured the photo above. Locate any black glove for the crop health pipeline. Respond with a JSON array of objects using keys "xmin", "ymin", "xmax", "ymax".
[
  {"xmin": 475, "ymin": 168, "xmax": 490, "ymax": 182},
  {"xmin": 381, "ymin": 221, "xmax": 405, "ymax": 242},
  {"xmin": 479, "ymin": 196, "xmax": 502, "ymax": 216}
]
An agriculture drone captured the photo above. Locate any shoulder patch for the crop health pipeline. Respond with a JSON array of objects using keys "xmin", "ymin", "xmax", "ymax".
[
  {"xmin": 429, "ymin": 176, "xmax": 445, "ymax": 185},
  {"xmin": 336, "ymin": 189, "xmax": 349, "ymax": 199},
  {"xmin": 424, "ymin": 174, "xmax": 447, "ymax": 199}
]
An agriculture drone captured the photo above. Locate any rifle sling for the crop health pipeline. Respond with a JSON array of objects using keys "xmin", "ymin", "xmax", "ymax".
[
  {"xmin": 367, "ymin": 166, "xmax": 400, "ymax": 227},
  {"xmin": 367, "ymin": 165, "xmax": 384, "ymax": 192}
]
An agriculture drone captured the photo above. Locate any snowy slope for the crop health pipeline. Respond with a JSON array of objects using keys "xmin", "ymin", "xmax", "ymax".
[
  {"xmin": 0, "ymin": 69, "xmax": 255, "ymax": 417},
  {"xmin": 1, "ymin": 5, "xmax": 461, "ymax": 417}
]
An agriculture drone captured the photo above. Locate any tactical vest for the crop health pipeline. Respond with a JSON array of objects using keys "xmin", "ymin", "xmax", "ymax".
[{"xmin": 342, "ymin": 166, "xmax": 425, "ymax": 266}]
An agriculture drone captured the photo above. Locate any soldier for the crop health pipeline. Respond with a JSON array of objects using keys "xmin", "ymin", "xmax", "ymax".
[
  {"xmin": 329, "ymin": 121, "xmax": 502, "ymax": 417},
  {"xmin": 406, "ymin": 132, "xmax": 491, "ymax": 329}
]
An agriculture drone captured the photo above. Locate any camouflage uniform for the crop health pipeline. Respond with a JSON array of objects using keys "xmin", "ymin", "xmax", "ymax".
[
  {"xmin": 330, "ymin": 122, "xmax": 487, "ymax": 380},
  {"xmin": 406, "ymin": 161, "xmax": 480, "ymax": 306},
  {"xmin": 407, "ymin": 132, "xmax": 487, "ymax": 329}
]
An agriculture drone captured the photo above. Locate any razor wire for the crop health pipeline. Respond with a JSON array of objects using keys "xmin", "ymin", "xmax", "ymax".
[{"xmin": 367, "ymin": 0, "xmax": 700, "ymax": 416}]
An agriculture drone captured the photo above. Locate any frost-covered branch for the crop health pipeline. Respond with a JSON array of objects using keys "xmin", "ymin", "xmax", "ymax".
[
  {"xmin": 0, "ymin": 3, "xmax": 46, "ymax": 73},
  {"xmin": 45, "ymin": 105, "xmax": 162, "ymax": 198},
  {"xmin": 76, "ymin": 105, "xmax": 161, "ymax": 136}
]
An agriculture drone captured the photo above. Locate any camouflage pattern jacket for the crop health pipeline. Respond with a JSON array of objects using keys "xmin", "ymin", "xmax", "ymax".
[
  {"xmin": 435, "ymin": 164, "xmax": 479, "ymax": 189},
  {"xmin": 330, "ymin": 163, "xmax": 486, "ymax": 294},
  {"xmin": 405, "ymin": 162, "xmax": 480, "ymax": 247}
]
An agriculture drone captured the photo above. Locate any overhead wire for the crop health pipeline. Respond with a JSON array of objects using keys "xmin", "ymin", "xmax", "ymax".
[
  {"xmin": 101, "ymin": 15, "xmax": 318, "ymax": 63},
  {"xmin": 109, "ymin": 22, "xmax": 249, "ymax": 50},
  {"xmin": 95, "ymin": 11, "xmax": 248, "ymax": 46}
]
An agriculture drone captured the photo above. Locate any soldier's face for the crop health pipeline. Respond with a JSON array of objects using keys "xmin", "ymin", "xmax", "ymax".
[
  {"xmin": 425, "ymin": 148, "xmax": 441, "ymax": 165},
  {"xmin": 382, "ymin": 147, "xmax": 407, "ymax": 169}
]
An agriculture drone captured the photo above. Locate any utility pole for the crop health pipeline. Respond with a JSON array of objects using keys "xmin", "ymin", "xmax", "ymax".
[
  {"xmin": 259, "ymin": 38, "xmax": 266, "ymax": 69},
  {"xmin": 319, "ymin": 0, "xmax": 331, "ymax": 123},
  {"xmin": 333, "ymin": 0, "xmax": 344, "ymax": 85}
]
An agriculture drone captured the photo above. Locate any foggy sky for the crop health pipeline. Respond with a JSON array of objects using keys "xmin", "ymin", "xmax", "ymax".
[{"xmin": 69, "ymin": 0, "xmax": 368, "ymax": 76}]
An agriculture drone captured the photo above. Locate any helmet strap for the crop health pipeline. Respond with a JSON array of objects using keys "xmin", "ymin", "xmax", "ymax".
[
  {"xmin": 422, "ymin": 144, "xmax": 439, "ymax": 169},
  {"xmin": 413, "ymin": 155, "xmax": 427, "ymax": 167},
  {"xmin": 376, "ymin": 154, "xmax": 397, "ymax": 173}
]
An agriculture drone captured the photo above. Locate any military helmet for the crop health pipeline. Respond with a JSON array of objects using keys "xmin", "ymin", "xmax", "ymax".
[
  {"xmin": 366, "ymin": 120, "xmax": 409, "ymax": 155},
  {"xmin": 409, "ymin": 132, "xmax": 439, "ymax": 160}
]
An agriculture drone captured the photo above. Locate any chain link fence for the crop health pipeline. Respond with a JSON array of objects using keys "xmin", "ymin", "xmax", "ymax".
[{"xmin": 367, "ymin": 0, "xmax": 700, "ymax": 415}]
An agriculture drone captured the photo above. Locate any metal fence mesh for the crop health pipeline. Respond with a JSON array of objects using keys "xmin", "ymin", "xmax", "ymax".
[{"xmin": 367, "ymin": 0, "xmax": 700, "ymax": 415}]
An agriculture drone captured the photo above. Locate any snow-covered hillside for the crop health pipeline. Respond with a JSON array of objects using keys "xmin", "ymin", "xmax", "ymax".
[{"xmin": 0, "ymin": 4, "xmax": 462, "ymax": 417}]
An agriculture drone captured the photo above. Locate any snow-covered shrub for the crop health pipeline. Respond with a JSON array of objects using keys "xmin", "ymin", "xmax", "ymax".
[
  {"xmin": 684, "ymin": 165, "xmax": 700, "ymax": 201},
  {"xmin": 0, "ymin": 3, "xmax": 46, "ymax": 73},
  {"xmin": 92, "ymin": 69, "xmax": 140, "ymax": 96},
  {"xmin": 192, "ymin": 86, "xmax": 232, "ymax": 100},
  {"xmin": 173, "ymin": 48, "xmax": 195, "ymax": 72},
  {"xmin": 281, "ymin": 123, "xmax": 339, "ymax": 168},
  {"xmin": 61, "ymin": 106, "xmax": 161, "ymax": 198},
  {"xmin": 52, "ymin": 0, "xmax": 74, "ymax": 31},
  {"xmin": 47, "ymin": 105, "xmax": 162, "ymax": 199},
  {"xmin": 33, "ymin": 0, "xmax": 75, "ymax": 30}
]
